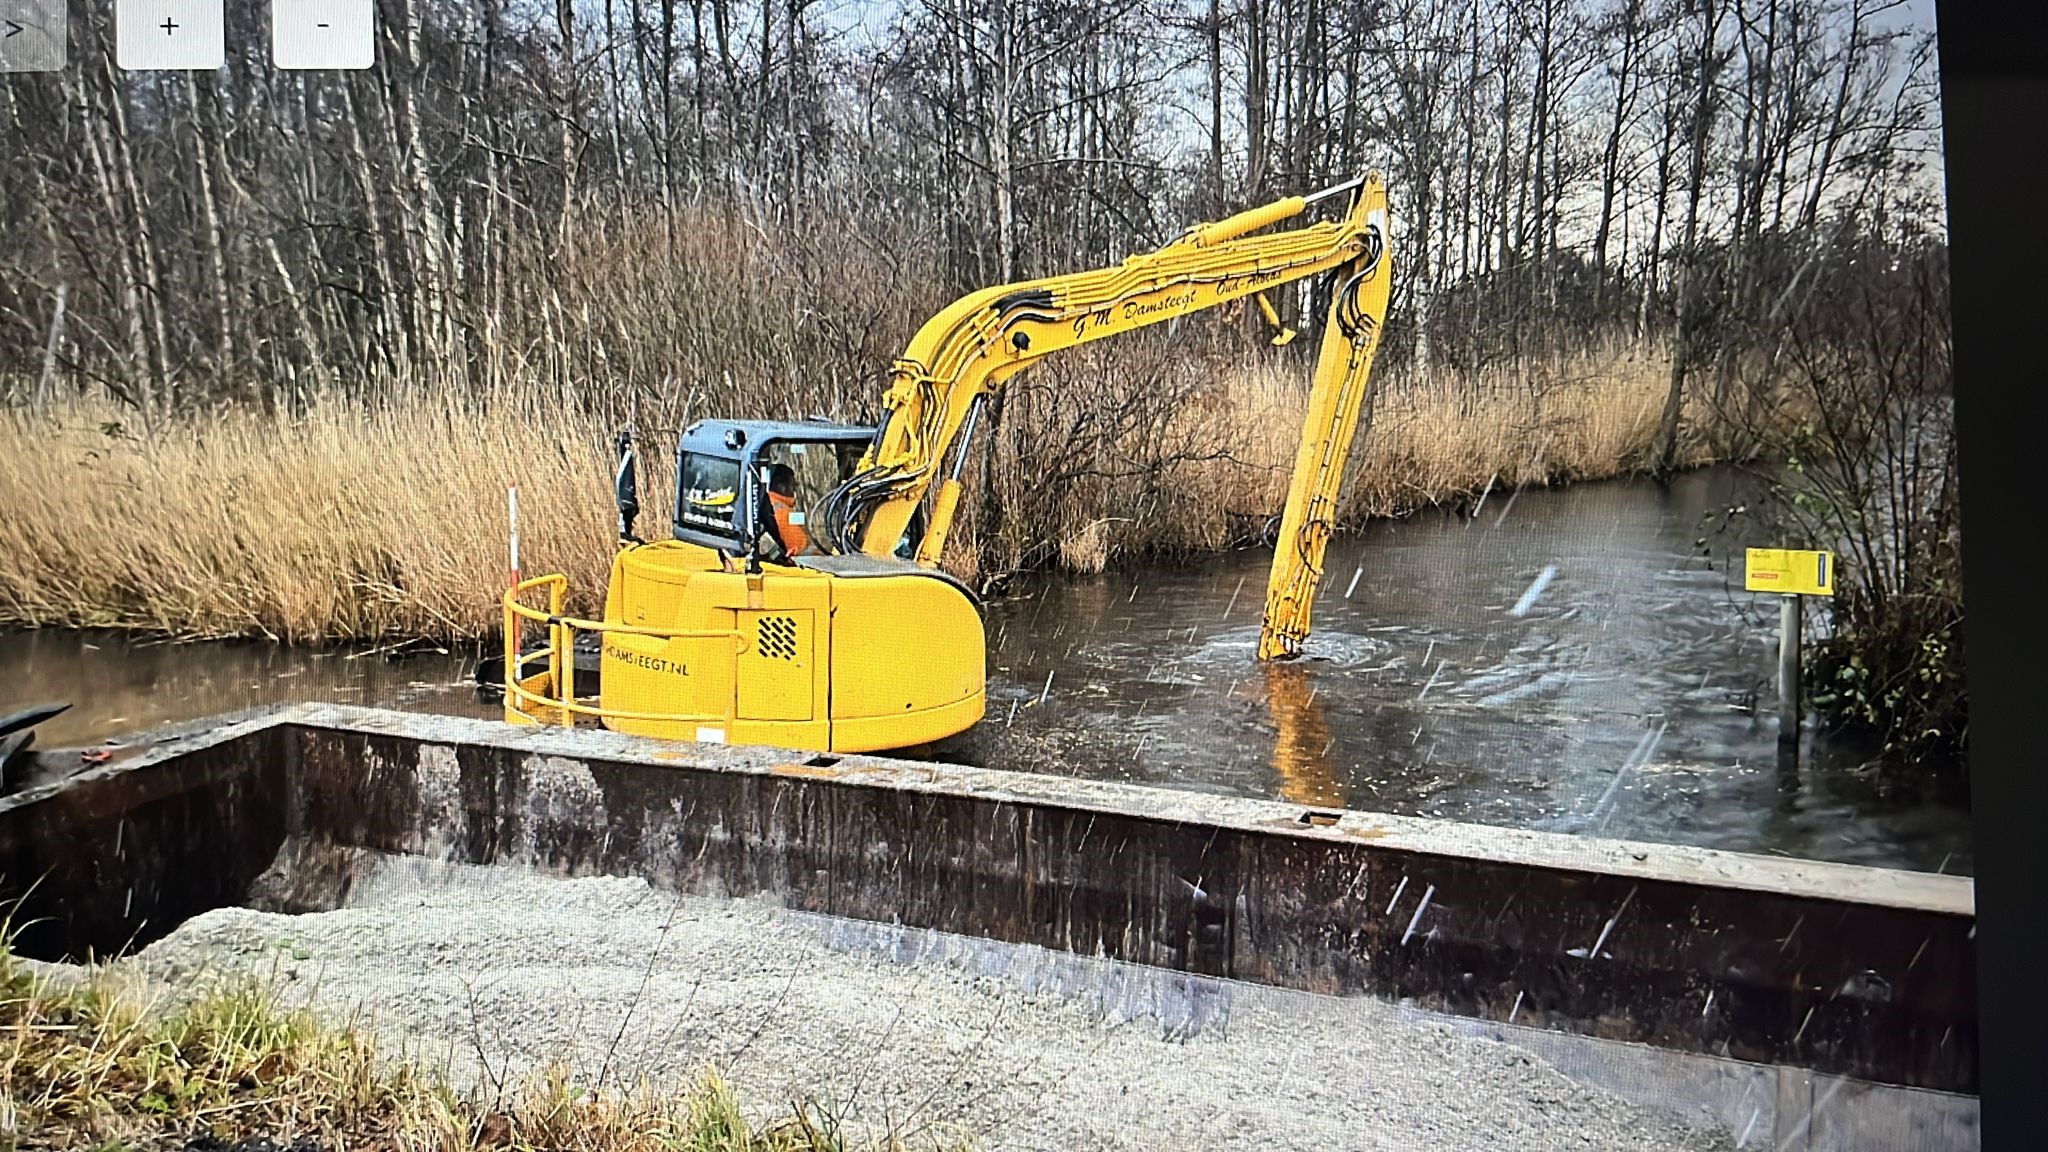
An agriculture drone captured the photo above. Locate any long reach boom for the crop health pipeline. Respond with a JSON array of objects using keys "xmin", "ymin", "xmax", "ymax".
[{"xmin": 817, "ymin": 174, "xmax": 1394, "ymax": 660}]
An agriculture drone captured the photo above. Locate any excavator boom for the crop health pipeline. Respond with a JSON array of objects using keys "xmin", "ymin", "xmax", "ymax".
[{"xmin": 824, "ymin": 174, "xmax": 1393, "ymax": 660}]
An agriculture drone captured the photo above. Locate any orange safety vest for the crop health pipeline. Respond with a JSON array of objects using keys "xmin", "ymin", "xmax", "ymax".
[{"xmin": 769, "ymin": 490, "xmax": 809, "ymax": 555}]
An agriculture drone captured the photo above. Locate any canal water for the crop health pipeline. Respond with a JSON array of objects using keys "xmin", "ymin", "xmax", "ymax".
[{"xmin": 0, "ymin": 466, "xmax": 1971, "ymax": 874}]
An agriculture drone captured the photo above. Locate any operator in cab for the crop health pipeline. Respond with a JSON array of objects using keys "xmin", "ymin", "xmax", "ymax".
[{"xmin": 765, "ymin": 462, "xmax": 810, "ymax": 557}]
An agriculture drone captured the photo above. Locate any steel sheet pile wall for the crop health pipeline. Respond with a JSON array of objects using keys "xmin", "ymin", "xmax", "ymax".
[
  {"xmin": 0, "ymin": 713, "xmax": 290, "ymax": 960},
  {"xmin": 0, "ymin": 704, "xmax": 1975, "ymax": 1097}
]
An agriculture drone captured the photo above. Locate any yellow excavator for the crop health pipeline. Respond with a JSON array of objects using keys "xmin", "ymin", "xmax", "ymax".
[{"xmin": 504, "ymin": 174, "xmax": 1393, "ymax": 754}]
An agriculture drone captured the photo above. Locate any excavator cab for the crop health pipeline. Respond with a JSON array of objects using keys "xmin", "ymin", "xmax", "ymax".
[
  {"xmin": 673, "ymin": 420, "xmax": 880, "ymax": 561},
  {"xmin": 503, "ymin": 417, "xmax": 986, "ymax": 753}
]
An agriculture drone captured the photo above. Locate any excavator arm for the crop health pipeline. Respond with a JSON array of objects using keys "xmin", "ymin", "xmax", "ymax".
[{"xmin": 818, "ymin": 174, "xmax": 1393, "ymax": 661}]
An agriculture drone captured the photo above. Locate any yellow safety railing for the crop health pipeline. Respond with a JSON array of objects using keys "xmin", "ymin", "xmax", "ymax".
[{"xmin": 501, "ymin": 574, "xmax": 745, "ymax": 728}]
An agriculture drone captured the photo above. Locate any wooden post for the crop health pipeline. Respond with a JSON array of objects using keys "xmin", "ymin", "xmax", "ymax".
[
  {"xmin": 1778, "ymin": 594, "xmax": 1801, "ymax": 747},
  {"xmin": 506, "ymin": 485, "xmax": 521, "ymax": 698}
]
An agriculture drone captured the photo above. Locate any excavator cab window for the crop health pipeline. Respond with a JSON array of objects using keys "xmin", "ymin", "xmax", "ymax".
[
  {"xmin": 677, "ymin": 452, "xmax": 742, "ymax": 539},
  {"xmin": 671, "ymin": 420, "xmax": 878, "ymax": 558},
  {"xmin": 754, "ymin": 439, "xmax": 870, "ymax": 561},
  {"xmin": 757, "ymin": 441, "xmax": 861, "ymax": 551}
]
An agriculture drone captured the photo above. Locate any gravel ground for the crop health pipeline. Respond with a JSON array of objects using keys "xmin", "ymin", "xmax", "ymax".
[{"xmin": 130, "ymin": 858, "xmax": 1735, "ymax": 1152}]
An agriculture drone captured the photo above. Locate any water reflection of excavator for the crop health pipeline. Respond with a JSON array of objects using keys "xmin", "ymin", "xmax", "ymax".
[
  {"xmin": 505, "ymin": 176, "xmax": 1393, "ymax": 754},
  {"xmin": 1262, "ymin": 664, "xmax": 1347, "ymax": 807}
]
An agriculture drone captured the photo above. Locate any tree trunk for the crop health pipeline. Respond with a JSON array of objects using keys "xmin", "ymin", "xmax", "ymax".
[
  {"xmin": 556, "ymin": 0, "xmax": 580, "ymax": 252},
  {"xmin": 186, "ymin": 75, "xmax": 237, "ymax": 386},
  {"xmin": 104, "ymin": 58, "xmax": 171, "ymax": 416},
  {"xmin": 993, "ymin": 2, "xmax": 1016, "ymax": 281},
  {"xmin": 1244, "ymin": 0, "xmax": 1269, "ymax": 200},
  {"xmin": 1209, "ymin": 0, "xmax": 1225, "ymax": 215},
  {"xmin": 1652, "ymin": 0, "xmax": 1727, "ymax": 476},
  {"xmin": 1592, "ymin": 0, "xmax": 1642, "ymax": 315}
]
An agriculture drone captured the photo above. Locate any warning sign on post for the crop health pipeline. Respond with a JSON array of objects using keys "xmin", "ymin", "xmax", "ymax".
[{"xmin": 1745, "ymin": 548, "xmax": 1835, "ymax": 596}]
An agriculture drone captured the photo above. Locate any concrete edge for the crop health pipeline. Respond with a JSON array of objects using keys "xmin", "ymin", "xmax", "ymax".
[
  {"xmin": 0, "ymin": 704, "xmax": 290, "ymax": 813},
  {"xmin": 305, "ymin": 703, "xmax": 1975, "ymax": 917},
  {"xmin": 769, "ymin": 887, "xmax": 1982, "ymax": 1150},
  {"xmin": 26, "ymin": 701, "xmax": 1970, "ymax": 919}
]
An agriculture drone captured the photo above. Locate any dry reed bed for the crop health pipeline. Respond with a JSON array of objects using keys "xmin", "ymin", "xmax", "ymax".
[
  {"xmin": 0, "ymin": 395, "xmax": 620, "ymax": 642},
  {"xmin": 0, "ymin": 348, "xmax": 1706, "ymax": 642},
  {"xmin": 964, "ymin": 345, "xmax": 1706, "ymax": 577},
  {"xmin": 0, "ymin": 945, "xmax": 935, "ymax": 1151}
]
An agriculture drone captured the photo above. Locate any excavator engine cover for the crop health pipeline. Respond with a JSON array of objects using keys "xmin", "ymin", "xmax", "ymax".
[{"xmin": 597, "ymin": 541, "xmax": 985, "ymax": 752}]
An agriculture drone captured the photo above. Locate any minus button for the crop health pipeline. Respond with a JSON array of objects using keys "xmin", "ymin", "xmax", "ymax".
[{"xmin": 273, "ymin": 0, "xmax": 372, "ymax": 69}]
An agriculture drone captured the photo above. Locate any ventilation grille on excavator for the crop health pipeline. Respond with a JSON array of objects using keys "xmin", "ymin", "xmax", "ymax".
[{"xmin": 757, "ymin": 615, "xmax": 798, "ymax": 661}]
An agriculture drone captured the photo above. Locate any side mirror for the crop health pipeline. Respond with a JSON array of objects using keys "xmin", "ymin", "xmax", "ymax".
[{"xmin": 614, "ymin": 429, "xmax": 641, "ymax": 545}]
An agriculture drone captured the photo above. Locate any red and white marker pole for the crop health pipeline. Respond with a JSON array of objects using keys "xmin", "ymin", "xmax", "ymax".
[{"xmin": 507, "ymin": 485, "xmax": 521, "ymax": 593}]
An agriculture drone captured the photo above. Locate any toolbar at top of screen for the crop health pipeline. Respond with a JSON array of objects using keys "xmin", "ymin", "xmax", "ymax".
[
  {"xmin": 0, "ymin": 0, "xmax": 374, "ymax": 72},
  {"xmin": 1, "ymin": 0, "xmax": 65, "ymax": 72}
]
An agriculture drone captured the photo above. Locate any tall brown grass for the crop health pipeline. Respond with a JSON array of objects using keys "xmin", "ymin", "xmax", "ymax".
[
  {"xmin": 954, "ymin": 342, "xmax": 1713, "ymax": 580},
  {"xmin": 0, "ymin": 392, "xmax": 620, "ymax": 642},
  {"xmin": 0, "ymin": 345, "xmax": 1713, "ymax": 642}
]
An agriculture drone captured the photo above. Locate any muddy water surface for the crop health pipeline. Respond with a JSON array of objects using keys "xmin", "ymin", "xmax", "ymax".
[
  {"xmin": 939, "ymin": 466, "xmax": 1972, "ymax": 874},
  {"xmin": 0, "ymin": 631, "xmax": 487, "ymax": 747}
]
